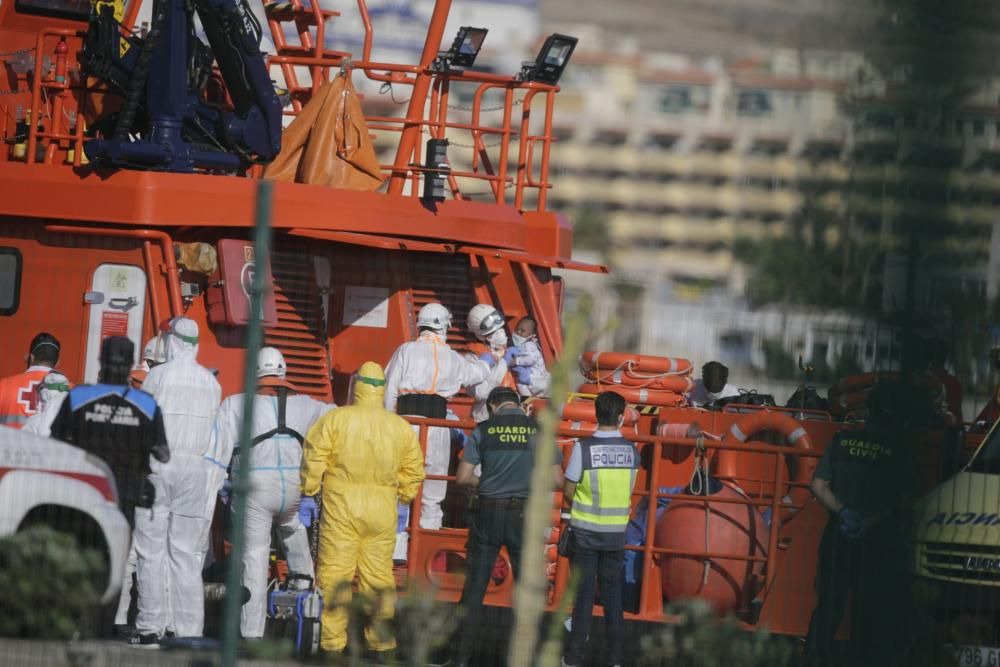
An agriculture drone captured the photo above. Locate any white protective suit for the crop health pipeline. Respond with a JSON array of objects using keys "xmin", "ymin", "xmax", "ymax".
[
  {"xmin": 466, "ymin": 329, "xmax": 513, "ymax": 423},
  {"xmin": 22, "ymin": 372, "xmax": 70, "ymax": 437},
  {"xmin": 384, "ymin": 331, "xmax": 491, "ymax": 537},
  {"xmin": 208, "ymin": 388, "xmax": 332, "ymax": 638},
  {"xmin": 687, "ymin": 379, "xmax": 741, "ymax": 408},
  {"xmin": 133, "ymin": 318, "xmax": 222, "ymax": 638}
]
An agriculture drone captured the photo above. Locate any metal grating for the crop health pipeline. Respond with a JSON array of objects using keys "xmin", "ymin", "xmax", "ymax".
[
  {"xmin": 264, "ymin": 243, "xmax": 332, "ymax": 401},
  {"xmin": 406, "ymin": 252, "xmax": 477, "ymax": 353}
]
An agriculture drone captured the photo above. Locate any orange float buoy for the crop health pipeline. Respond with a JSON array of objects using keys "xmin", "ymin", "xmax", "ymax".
[
  {"xmin": 561, "ymin": 401, "xmax": 639, "ymax": 425},
  {"xmin": 580, "ymin": 351, "xmax": 693, "ymax": 376},
  {"xmin": 655, "ymin": 483, "xmax": 767, "ymax": 614},
  {"xmin": 576, "ymin": 383, "xmax": 685, "ymax": 407},
  {"xmin": 582, "ymin": 368, "xmax": 694, "ymax": 393}
]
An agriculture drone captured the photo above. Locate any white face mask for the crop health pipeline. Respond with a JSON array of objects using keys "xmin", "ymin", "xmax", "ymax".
[
  {"xmin": 486, "ymin": 329, "xmax": 508, "ymax": 350},
  {"xmin": 512, "ymin": 333, "xmax": 528, "ymax": 347}
]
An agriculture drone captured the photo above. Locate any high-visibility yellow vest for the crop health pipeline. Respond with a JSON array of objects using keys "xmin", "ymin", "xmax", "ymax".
[{"xmin": 570, "ymin": 436, "xmax": 638, "ymax": 534}]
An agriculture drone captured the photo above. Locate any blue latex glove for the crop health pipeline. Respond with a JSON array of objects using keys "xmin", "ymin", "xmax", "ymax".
[
  {"xmin": 838, "ymin": 507, "xmax": 864, "ymax": 539},
  {"xmin": 218, "ymin": 478, "xmax": 232, "ymax": 505},
  {"xmin": 298, "ymin": 496, "xmax": 319, "ymax": 528},
  {"xmin": 478, "ymin": 351, "xmax": 496, "ymax": 368},
  {"xmin": 512, "ymin": 366, "xmax": 532, "ymax": 385},
  {"xmin": 503, "ymin": 346, "xmax": 519, "ymax": 366}
]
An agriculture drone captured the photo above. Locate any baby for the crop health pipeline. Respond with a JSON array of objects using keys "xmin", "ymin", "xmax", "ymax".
[{"xmin": 505, "ymin": 316, "xmax": 551, "ymax": 398}]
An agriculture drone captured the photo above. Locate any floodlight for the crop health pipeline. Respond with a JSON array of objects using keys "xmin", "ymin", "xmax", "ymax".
[
  {"xmin": 520, "ymin": 33, "xmax": 577, "ymax": 85},
  {"xmin": 433, "ymin": 26, "xmax": 488, "ymax": 71}
]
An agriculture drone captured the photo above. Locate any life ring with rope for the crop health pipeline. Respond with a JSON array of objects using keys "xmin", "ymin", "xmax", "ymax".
[
  {"xmin": 576, "ymin": 383, "xmax": 686, "ymax": 407},
  {"xmin": 581, "ymin": 368, "xmax": 694, "ymax": 393},
  {"xmin": 580, "ymin": 352, "xmax": 693, "ymax": 376},
  {"xmin": 714, "ymin": 411, "xmax": 816, "ymax": 523}
]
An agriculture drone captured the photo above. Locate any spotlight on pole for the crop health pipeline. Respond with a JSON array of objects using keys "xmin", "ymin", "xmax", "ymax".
[
  {"xmin": 432, "ymin": 26, "xmax": 488, "ymax": 72},
  {"xmin": 519, "ymin": 33, "xmax": 578, "ymax": 85}
]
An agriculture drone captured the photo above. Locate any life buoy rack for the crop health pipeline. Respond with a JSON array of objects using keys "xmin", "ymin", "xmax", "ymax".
[
  {"xmin": 576, "ymin": 383, "xmax": 685, "ymax": 407},
  {"xmin": 714, "ymin": 411, "xmax": 815, "ymax": 523},
  {"xmin": 580, "ymin": 351, "xmax": 693, "ymax": 376}
]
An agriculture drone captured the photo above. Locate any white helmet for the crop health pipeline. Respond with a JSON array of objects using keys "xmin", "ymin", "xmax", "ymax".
[
  {"xmin": 256, "ymin": 347, "xmax": 287, "ymax": 379},
  {"xmin": 417, "ymin": 302, "xmax": 452, "ymax": 335},
  {"xmin": 467, "ymin": 304, "xmax": 505, "ymax": 339}
]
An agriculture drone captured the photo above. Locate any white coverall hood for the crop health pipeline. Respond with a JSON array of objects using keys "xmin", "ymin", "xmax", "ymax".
[{"xmin": 162, "ymin": 316, "xmax": 200, "ymax": 362}]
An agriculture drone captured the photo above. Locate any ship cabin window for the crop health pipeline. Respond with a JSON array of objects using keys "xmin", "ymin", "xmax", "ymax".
[
  {"xmin": 0, "ymin": 248, "xmax": 22, "ymax": 316},
  {"xmin": 16, "ymin": 0, "xmax": 90, "ymax": 20}
]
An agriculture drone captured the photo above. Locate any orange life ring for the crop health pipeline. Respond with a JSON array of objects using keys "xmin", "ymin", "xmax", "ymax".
[
  {"xmin": 582, "ymin": 369, "xmax": 694, "ymax": 393},
  {"xmin": 580, "ymin": 351, "xmax": 693, "ymax": 376},
  {"xmin": 576, "ymin": 383, "xmax": 685, "ymax": 407},
  {"xmin": 715, "ymin": 411, "xmax": 815, "ymax": 523},
  {"xmin": 561, "ymin": 401, "xmax": 639, "ymax": 425},
  {"xmin": 831, "ymin": 372, "xmax": 882, "ymax": 395},
  {"xmin": 828, "ymin": 389, "xmax": 872, "ymax": 415}
]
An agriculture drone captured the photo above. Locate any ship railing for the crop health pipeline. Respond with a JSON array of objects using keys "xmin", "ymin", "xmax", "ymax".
[
  {"xmin": 401, "ymin": 415, "xmax": 822, "ymax": 625},
  {"xmin": 14, "ymin": 2, "xmax": 562, "ymax": 213},
  {"xmin": 263, "ymin": 55, "xmax": 560, "ymax": 211}
]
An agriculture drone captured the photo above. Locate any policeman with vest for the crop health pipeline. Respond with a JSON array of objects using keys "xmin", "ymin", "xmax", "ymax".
[
  {"xmin": 450, "ymin": 386, "xmax": 563, "ymax": 667},
  {"xmin": 561, "ymin": 391, "xmax": 638, "ymax": 667},
  {"xmin": 0, "ymin": 332, "xmax": 62, "ymax": 429},
  {"xmin": 209, "ymin": 347, "xmax": 334, "ymax": 639}
]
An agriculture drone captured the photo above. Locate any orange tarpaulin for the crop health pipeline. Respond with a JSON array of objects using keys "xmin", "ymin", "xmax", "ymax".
[{"xmin": 264, "ymin": 73, "xmax": 384, "ymax": 190}]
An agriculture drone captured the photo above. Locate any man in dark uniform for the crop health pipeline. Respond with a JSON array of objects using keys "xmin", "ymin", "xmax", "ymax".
[
  {"xmin": 805, "ymin": 381, "xmax": 916, "ymax": 666},
  {"xmin": 50, "ymin": 336, "xmax": 170, "ymax": 527},
  {"xmin": 449, "ymin": 386, "xmax": 563, "ymax": 667}
]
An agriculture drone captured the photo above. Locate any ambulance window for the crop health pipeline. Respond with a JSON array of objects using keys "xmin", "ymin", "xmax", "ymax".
[{"xmin": 0, "ymin": 248, "xmax": 22, "ymax": 315}]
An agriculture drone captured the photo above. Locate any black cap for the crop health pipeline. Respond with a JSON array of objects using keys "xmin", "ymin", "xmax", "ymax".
[
  {"xmin": 487, "ymin": 386, "xmax": 521, "ymax": 407},
  {"xmin": 100, "ymin": 336, "xmax": 134, "ymax": 369}
]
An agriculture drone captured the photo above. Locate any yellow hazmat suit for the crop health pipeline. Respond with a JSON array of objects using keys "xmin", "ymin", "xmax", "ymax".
[{"xmin": 301, "ymin": 362, "xmax": 425, "ymax": 653}]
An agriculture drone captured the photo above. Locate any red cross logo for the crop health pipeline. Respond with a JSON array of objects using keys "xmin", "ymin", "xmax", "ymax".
[{"xmin": 17, "ymin": 381, "xmax": 41, "ymax": 415}]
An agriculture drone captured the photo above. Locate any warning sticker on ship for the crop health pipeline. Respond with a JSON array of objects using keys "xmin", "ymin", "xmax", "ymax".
[
  {"xmin": 100, "ymin": 310, "xmax": 129, "ymax": 342},
  {"xmin": 343, "ymin": 286, "xmax": 389, "ymax": 328}
]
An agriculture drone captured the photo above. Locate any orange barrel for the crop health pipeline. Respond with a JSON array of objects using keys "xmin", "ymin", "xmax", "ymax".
[{"xmin": 654, "ymin": 483, "xmax": 768, "ymax": 614}]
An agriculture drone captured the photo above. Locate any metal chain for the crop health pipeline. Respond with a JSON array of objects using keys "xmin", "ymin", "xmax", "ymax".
[
  {"xmin": 378, "ymin": 81, "xmax": 525, "ymax": 113},
  {"xmin": 447, "ymin": 98, "xmax": 522, "ymax": 113},
  {"xmin": 421, "ymin": 126, "xmax": 518, "ymax": 149}
]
